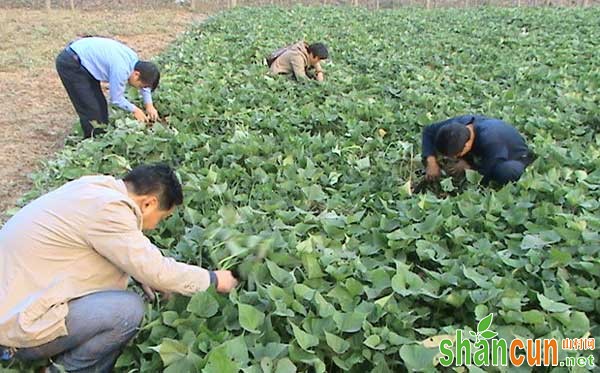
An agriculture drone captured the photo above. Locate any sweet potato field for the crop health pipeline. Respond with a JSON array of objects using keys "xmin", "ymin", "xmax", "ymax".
[{"xmin": 4, "ymin": 5, "xmax": 600, "ymax": 373}]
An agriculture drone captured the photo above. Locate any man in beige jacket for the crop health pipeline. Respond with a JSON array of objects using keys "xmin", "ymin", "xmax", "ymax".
[
  {"xmin": 0, "ymin": 164, "xmax": 237, "ymax": 372},
  {"xmin": 268, "ymin": 41, "xmax": 328, "ymax": 81}
]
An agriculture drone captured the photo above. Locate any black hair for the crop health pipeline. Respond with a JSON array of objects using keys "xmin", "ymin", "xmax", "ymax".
[
  {"xmin": 123, "ymin": 164, "xmax": 183, "ymax": 210},
  {"xmin": 434, "ymin": 122, "xmax": 471, "ymax": 157},
  {"xmin": 307, "ymin": 42, "xmax": 329, "ymax": 60},
  {"xmin": 134, "ymin": 61, "xmax": 160, "ymax": 91}
]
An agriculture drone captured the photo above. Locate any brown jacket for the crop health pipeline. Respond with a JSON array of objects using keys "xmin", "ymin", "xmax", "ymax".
[
  {"xmin": 269, "ymin": 41, "xmax": 322, "ymax": 79},
  {"xmin": 0, "ymin": 176, "xmax": 210, "ymax": 348}
]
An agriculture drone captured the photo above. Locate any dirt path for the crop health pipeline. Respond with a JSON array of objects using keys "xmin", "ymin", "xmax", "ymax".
[{"xmin": 0, "ymin": 9, "xmax": 205, "ymax": 222}]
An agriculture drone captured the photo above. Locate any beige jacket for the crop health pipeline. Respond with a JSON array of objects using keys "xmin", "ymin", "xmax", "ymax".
[
  {"xmin": 0, "ymin": 176, "xmax": 210, "ymax": 348},
  {"xmin": 269, "ymin": 41, "xmax": 322, "ymax": 79}
]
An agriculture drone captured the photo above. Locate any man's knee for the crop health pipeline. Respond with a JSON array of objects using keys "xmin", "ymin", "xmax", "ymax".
[
  {"xmin": 492, "ymin": 160, "xmax": 525, "ymax": 184},
  {"xmin": 116, "ymin": 292, "xmax": 145, "ymax": 334},
  {"xmin": 82, "ymin": 291, "xmax": 145, "ymax": 342}
]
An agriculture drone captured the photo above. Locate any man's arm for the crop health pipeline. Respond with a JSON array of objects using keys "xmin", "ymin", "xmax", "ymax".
[
  {"xmin": 108, "ymin": 69, "xmax": 136, "ymax": 112},
  {"xmin": 109, "ymin": 70, "xmax": 147, "ymax": 122},
  {"xmin": 422, "ymin": 119, "xmax": 451, "ymax": 180},
  {"xmin": 290, "ymin": 54, "xmax": 308, "ymax": 80},
  {"xmin": 314, "ymin": 61, "xmax": 324, "ymax": 82},
  {"xmin": 86, "ymin": 201, "xmax": 212, "ymax": 295},
  {"xmin": 421, "ymin": 121, "xmax": 444, "ymax": 160},
  {"xmin": 140, "ymin": 88, "xmax": 159, "ymax": 121},
  {"xmin": 140, "ymin": 87, "xmax": 153, "ymax": 106}
]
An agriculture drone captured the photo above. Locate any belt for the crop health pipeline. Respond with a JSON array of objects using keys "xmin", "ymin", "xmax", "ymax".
[{"xmin": 65, "ymin": 46, "xmax": 80, "ymax": 63}]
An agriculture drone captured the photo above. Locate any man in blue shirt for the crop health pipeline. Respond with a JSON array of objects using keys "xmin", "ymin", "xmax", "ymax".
[
  {"xmin": 422, "ymin": 115, "xmax": 534, "ymax": 185},
  {"xmin": 55, "ymin": 37, "xmax": 160, "ymax": 138}
]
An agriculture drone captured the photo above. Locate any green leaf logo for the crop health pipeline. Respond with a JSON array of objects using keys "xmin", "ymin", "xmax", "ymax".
[
  {"xmin": 476, "ymin": 314, "xmax": 498, "ymax": 342},
  {"xmin": 477, "ymin": 313, "xmax": 493, "ymax": 333}
]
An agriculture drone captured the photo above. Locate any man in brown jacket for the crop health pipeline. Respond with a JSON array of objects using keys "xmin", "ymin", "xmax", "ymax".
[
  {"xmin": 268, "ymin": 41, "xmax": 328, "ymax": 81},
  {"xmin": 0, "ymin": 164, "xmax": 237, "ymax": 372}
]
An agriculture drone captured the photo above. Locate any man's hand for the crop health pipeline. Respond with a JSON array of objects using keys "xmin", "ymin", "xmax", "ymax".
[
  {"xmin": 448, "ymin": 159, "xmax": 471, "ymax": 176},
  {"xmin": 425, "ymin": 156, "xmax": 441, "ymax": 181},
  {"xmin": 145, "ymin": 104, "xmax": 159, "ymax": 122},
  {"xmin": 214, "ymin": 270, "xmax": 238, "ymax": 293},
  {"xmin": 133, "ymin": 107, "xmax": 148, "ymax": 122},
  {"xmin": 141, "ymin": 283, "xmax": 172, "ymax": 302},
  {"xmin": 316, "ymin": 71, "xmax": 324, "ymax": 82}
]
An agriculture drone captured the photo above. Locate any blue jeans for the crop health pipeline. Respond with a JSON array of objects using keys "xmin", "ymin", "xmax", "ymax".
[{"xmin": 15, "ymin": 291, "xmax": 144, "ymax": 373}]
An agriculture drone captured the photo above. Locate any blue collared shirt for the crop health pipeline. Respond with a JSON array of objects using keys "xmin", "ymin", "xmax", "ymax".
[
  {"xmin": 422, "ymin": 114, "xmax": 530, "ymax": 178},
  {"xmin": 70, "ymin": 37, "xmax": 152, "ymax": 112}
]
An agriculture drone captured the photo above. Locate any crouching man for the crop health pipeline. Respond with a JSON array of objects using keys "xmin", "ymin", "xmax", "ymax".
[
  {"xmin": 422, "ymin": 114, "xmax": 534, "ymax": 185},
  {"xmin": 268, "ymin": 41, "xmax": 328, "ymax": 81},
  {"xmin": 0, "ymin": 164, "xmax": 237, "ymax": 372}
]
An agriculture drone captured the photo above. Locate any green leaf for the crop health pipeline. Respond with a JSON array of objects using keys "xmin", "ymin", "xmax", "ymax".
[
  {"xmin": 522, "ymin": 310, "xmax": 546, "ymax": 325},
  {"xmin": 238, "ymin": 303, "xmax": 265, "ymax": 333},
  {"xmin": 521, "ymin": 231, "xmax": 561, "ymax": 250},
  {"xmin": 302, "ymin": 184, "xmax": 327, "ymax": 202},
  {"xmin": 218, "ymin": 205, "xmax": 240, "ymax": 226},
  {"xmin": 315, "ymin": 292, "xmax": 335, "ymax": 318},
  {"xmin": 440, "ymin": 177, "xmax": 455, "ymax": 192},
  {"xmin": 474, "ymin": 305, "xmax": 489, "ymax": 320},
  {"xmin": 251, "ymin": 343, "xmax": 289, "ymax": 360},
  {"xmin": 556, "ymin": 311, "xmax": 590, "ymax": 338},
  {"xmin": 324, "ymin": 331, "xmax": 350, "ymax": 354},
  {"xmin": 301, "ymin": 254, "xmax": 325, "ymax": 279},
  {"xmin": 537, "ymin": 293, "xmax": 571, "ymax": 313},
  {"xmin": 204, "ymin": 345, "xmax": 239, "ymax": 373},
  {"xmin": 293, "ymin": 284, "xmax": 316, "ymax": 301},
  {"xmin": 465, "ymin": 169, "xmax": 483, "ymax": 183},
  {"xmin": 290, "ymin": 323, "xmax": 319, "ymax": 351},
  {"xmin": 223, "ymin": 336, "xmax": 250, "ymax": 365},
  {"xmin": 356, "ymin": 156, "xmax": 371, "ymax": 170},
  {"xmin": 399, "ymin": 344, "xmax": 438, "ymax": 371},
  {"xmin": 463, "ymin": 267, "xmax": 491, "ymax": 289},
  {"xmin": 266, "ymin": 259, "xmax": 296, "ymax": 286},
  {"xmin": 164, "ymin": 356, "xmax": 197, "ymax": 373},
  {"xmin": 260, "ymin": 357, "xmax": 274, "ymax": 373},
  {"xmin": 391, "ymin": 263, "xmax": 425, "ymax": 296},
  {"xmin": 149, "ymin": 338, "xmax": 187, "ymax": 367},
  {"xmin": 275, "ymin": 358, "xmax": 297, "ymax": 373},
  {"xmin": 364, "ymin": 334, "xmax": 381, "ymax": 349},
  {"xmin": 416, "ymin": 213, "xmax": 443, "ymax": 234},
  {"xmin": 333, "ymin": 311, "xmax": 367, "ymax": 333},
  {"xmin": 187, "ymin": 291, "xmax": 219, "ymax": 318},
  {"xmin": 162, "ymin": 311, "xmax": 179, "ymax": 326}
]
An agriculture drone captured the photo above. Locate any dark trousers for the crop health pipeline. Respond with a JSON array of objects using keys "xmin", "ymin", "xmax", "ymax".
[
  {"xmin": 15, "ymin": 291, "xmax": 145, "ymax": 373},
  {"xmin": 55, "ymin": 48, "xmax": 108, "ymax": 138},
  {"xmin": 488, "ymin": 160, "xmax": 527, "ymax": 184},
  {"xmin": 486, "ymin": 152, "xmax": 535, "ymax": 185}
]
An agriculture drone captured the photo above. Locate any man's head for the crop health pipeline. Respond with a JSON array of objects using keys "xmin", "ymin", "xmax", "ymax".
[
  {"xmin": 129, "ymin": 61, "xmax": 160, "ymax": 91},
  {"xmin": 123, "ymin": 164, "xmax": 183, "ymax": 230},
  {"xmin": 307, "ymin": 42, "xmax": 329, "ymax": 65},
  {"xmin": 434, "ymin": 122, "xmax": 475, "ymax": 158}
]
